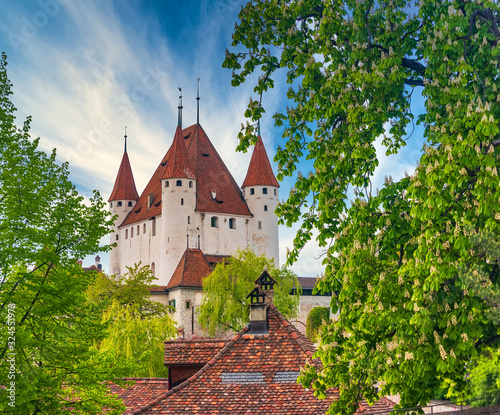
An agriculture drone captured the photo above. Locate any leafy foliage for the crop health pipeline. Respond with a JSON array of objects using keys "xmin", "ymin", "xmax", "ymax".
[
  {"xmin": 468, "ymin": 348, "xmax": 500, "ymax": 407},
  {"xmin": 198, "ymin": 249, "xmax": 300, "ymax": 337},
  {"xmin": 0, "ymin": 53, "xmax": 125, "ymax": 414},
  {"xmin": 224, "ymin": 0, "xmax": 500, "ymax": 413},
  {"xmin": 88, "ymin": 263, "xmax": 177, "ymax": 378},
  {"xmin": 306, "ymin": 307, "xmax": 330, "ymax": 343}
]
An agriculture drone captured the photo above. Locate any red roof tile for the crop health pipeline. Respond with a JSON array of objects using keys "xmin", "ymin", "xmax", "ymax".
[
  {"xmin": 109, "ymin": 151, "xmax": 139, "ymax": 202},
  {"xmin": 109, "ymin": 378, "xmax": 168, "ymax": 415},
  {"xmin": 165, "ymin": 249, "xmax": 213, "ymax": 289},
  {"xmin": 120, "ymin": 124, "xmax": 250, "ymax": 227},
  {"xmin": 164, "ymin": 339, "xmax": 229, "ymax": 366},
  {"xmin": 148, "ymin": 286, "xmax": 167, "ymax": 293},
  {"xmin": 242, "ymin": 135, "xmax": 280, "ymax": 188}
]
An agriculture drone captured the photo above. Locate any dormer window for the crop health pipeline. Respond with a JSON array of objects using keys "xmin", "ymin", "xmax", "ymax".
[
  {"xmin": 211, "ymin": 190, "xmax": 216, "ymax": 200},
  {"xmin": 263, "ymin": 188, "xmax": 268, "ymax": 195},
  {"xmin": 148, "ymin": 193, "xmax": 154, "ymax": 209},
  {"xmin": 176, "ymin": 180, "xmax": 182, "ymax": 187}
]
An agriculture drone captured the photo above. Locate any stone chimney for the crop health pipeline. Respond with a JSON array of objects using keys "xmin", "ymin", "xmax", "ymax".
[{"xmin": 245, "ymin": 270, "xmax": 277, "ymax": 334}]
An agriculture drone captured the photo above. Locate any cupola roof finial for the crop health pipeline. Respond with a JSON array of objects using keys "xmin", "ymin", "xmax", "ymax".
[
  {"xmin": 196, "ymin": 78, "xmax": 200, "ymax": 125},
  {"xmin": 178, "ymin": 87, "xmax": 183, "ymax": 128},
  {"xmin": 124, "ymin": 126, "xmax": 127, "ymax": 153}
]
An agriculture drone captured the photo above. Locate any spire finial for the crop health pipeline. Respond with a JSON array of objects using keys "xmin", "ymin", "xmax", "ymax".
[
  {"xmin": 124, "ymin": 126, "xmax": 127, "ymax": 153},
  {"xmin": 196, "ymin": 78, "xmax": 200, "ymax": 125},
  {"xmin": 178, "ymin": 87, "xmax": 183, "ymax": 128}
]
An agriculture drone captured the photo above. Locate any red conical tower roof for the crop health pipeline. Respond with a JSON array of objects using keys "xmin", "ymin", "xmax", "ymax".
[
  {"xmin": 162, "ymin": 126, "xmax": 196, "ymax": 179},
  {"xmin": 242, "ymin": 135, "xmax": 279, "ymax": 188},
  {"xmin": 108, "ymin": 150, "xmax": 139, "ymax": 202}
]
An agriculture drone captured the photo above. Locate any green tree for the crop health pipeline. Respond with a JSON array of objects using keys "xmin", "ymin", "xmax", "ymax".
[
  {"xmin": 224, "ymin": 1, "xmax": 500, "ymax": 413},
  {"xmin": 198, "ymin": 249, "xmax": 300, "ymax": 336},
  {"xmin": 88, "ymin": 264, "xmax": 176, "ymax": 377},
  {"xmin": 306, "ymin": 307, "xmax": 330, "ymax": 343},
  {"xmin": 0, "ymin": 53, "xmax": 126, "ymax": 414}
]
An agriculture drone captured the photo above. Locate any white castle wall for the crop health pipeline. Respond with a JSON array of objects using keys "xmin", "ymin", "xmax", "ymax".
[{"xmin": 243, "ymin": 185, "xmax": 280, "ymax": 267}]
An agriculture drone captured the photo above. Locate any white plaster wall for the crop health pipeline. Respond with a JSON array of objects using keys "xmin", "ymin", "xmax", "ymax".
[
  {"xmin": 294, "ymin": 295, "xmax": 333, "ymax": 334},
  {"xmin": 244, "ymin": 185, "xmax": 280, "ymax": 267},
  {"xmin": 198, "ymin": 213, "xmax": 251, "ymax": 256},
  {"xmin": 161, "ymin": 178, "xmax": 197, "ymax": 285},
  {"xmin": 109, "ymin": 199, "xmax": 136, "ymax": 275}
]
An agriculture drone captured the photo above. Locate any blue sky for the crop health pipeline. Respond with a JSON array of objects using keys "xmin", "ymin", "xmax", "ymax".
[{"xmin": 1, "ymin": 0, "xmax": 425, "ymax": 277}]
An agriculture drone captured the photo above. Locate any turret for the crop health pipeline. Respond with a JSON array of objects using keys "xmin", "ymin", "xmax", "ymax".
[
  {"xmin": 242, "ymin": 134, "xmax": 280, "ymax": 266},
  {"xmin": 108, "ymin": 132, "xmax": 139, "ymax": 275},
  {"xmin": 160, "ymin": 125, "xmax": 197, "ymax": 285}
]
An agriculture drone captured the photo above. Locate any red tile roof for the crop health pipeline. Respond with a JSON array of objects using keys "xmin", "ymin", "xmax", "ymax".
[
  {"xmin": 114, "ymin": 306, "xmax": 395, "ymax": 415},
  {"xmin": 164, "ymin": 339, "xmax": 229, "ymax": 366},
  {"xmin": 109, "ymin": 151, "xmax": 139, "ymax": 202},
  {"xmin": 128, "ymin": 306, "xmax": 333, "ymax": 414},
  {"xmin": 165, "ymin": 249, "xmax": 212, "ymax": 290},
  {"xmin": 162, "ymin": 126, "xmax": 196, "ymax": 179},
  {"xmin": 148, "ymin": 286, "xmax": 167, "ymax": 293},
  {"xmin": 109, "ymin": 378, "xmax": 168, "ymax": 415},
  {"xmin": 120, "ymin": 124, "xmax": 251, "ymax": 227},
  {"xmin": 242, "ymin": 135, "xmax": 280, "ymax": 188}
]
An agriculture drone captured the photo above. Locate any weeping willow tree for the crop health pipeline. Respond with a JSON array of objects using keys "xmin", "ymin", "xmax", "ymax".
[
  {"xmin": 88, "ymin": 263, "xmax": 176, "ymax": 377},
  {"xmin": 99, "ymin": 301, "xmax": 175, "ymax": 377}
]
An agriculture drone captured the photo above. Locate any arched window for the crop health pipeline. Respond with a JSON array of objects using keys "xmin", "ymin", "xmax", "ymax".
[
  {"xmin": 128, "ymin": 201, "xmax": 133, "ymax": 207},
  {"xmin": 151, "ymin": 262, "xmax": 155, "ymax": 277},
  {"xmin": 211, "ymin": 216, "xmax": 218, "ymax": 228},
  {"xmin": 181, "ymin": 198, "xmax": 184, "ymax": 206},
  {"xmin": 165, "ymin": 181, "xmax": 170, "ymax": 187},
  {"xmin": 263, "ymin": 188, "xmax": 268, "ymax": 194},
  {"xmin": 274, "ymin": 189, "xmax": 277, "ymax": 196},
  {"xmin": 137, "ymin": 225, "xmax": 140, "ymax": 235},
  {"xmin": 176, "ymin": 180, "xmax": 182, "ymax": 187},
  {"xmin": 131, "ymin": 227, "xmax": 134, "ymax": 238},
  {"xmin": 229, "ymin": 218, "xmax": 236, "ymax": 229},
  {"xmin": 189, "ymin": 181, "xmax": 193, "ymax": 188},
  {"xmin": 187, "ymin": 216, "xmax": 191, "ymax": 224},
  {"xmin": 143, "ymin": 223, "xmax": 146, "ymax": 234},
  {"xmin": 110, "ymin": 202, "xmax": 113, "ymax": 208},
  {"xmin": 117, "ymin": 201, "xmax": 122, "ymax": 207},
  {"xmin": 264, "ymin": 205, "xmax": 268, "ymax": 212},
  {"xmin": 152, "ymin": 217, "xmax": 156, "ymax": 236},
  {"xmin": 125, "ymin": 229, "xmax": 128, "ymax": 239}
]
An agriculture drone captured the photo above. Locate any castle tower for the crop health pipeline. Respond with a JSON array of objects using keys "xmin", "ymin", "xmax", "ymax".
[
  {"xmin": 108, "ymin": 134, "xmax": 139, "ymax": 275},
  {"xmin": 160, "ymin": 125, "xmax": 197, "ymax": 284},
  {"xmin": 242, "ymin": 135, "xmax": 280, "ymax": 266}
]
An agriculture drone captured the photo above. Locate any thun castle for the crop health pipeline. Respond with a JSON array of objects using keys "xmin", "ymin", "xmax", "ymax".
[{"xmin": 107, "ymin": 102, "xmax": 280, "ymax": 333}]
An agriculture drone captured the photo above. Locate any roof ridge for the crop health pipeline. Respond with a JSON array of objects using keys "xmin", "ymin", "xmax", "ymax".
[{"xmin": 132, "ymin": 325, "xmax": 250, "ymax": 414}]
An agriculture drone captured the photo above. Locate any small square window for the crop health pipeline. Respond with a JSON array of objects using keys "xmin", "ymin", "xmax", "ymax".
[
  {"xmin": 176, "ymin": 180, "xmax": 182, "ymax": 187},
  {"xmin": 211, "ymin": 216, "xmax": 219, "ymax": 228},
  {"xmin": 229, "ymin": 218, "xmax": 236, "ymax": 229},
  {"xmin": 263, "ymin": 188, "xmax": 268, "ymax": 194},
  {"xmin": 186, "ymin": 301, "xmax": 191, "ymax": 309},
  {"xmin": 250, "ymin": 188, "xmax": 255, "ymax": 195}
]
